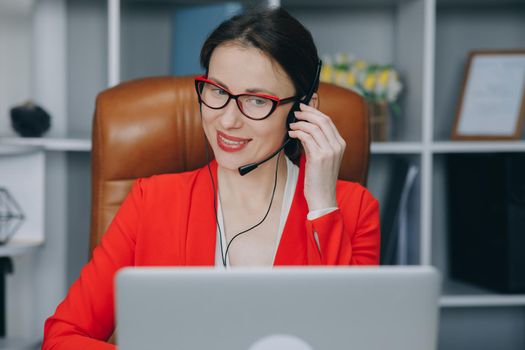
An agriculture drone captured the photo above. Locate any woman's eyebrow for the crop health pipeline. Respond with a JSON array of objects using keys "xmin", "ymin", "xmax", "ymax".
[{"xmin": 209, "ymin": 76, "xmax": 277, "ymax": 96}]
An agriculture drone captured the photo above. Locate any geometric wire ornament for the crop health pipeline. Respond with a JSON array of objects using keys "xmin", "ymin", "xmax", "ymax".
[{"xmin": 0, "ymin": 187, "xmax": 25, "ymax": 245}]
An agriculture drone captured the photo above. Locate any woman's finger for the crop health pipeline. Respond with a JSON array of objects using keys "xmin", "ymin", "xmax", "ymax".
[
  {"xmin": 289, "ymin": 121, "xmax": 332, "ymax": 151},
  {"xmin": 297, "ymin": 103, "xmax": 338, "ymax": 136},
  {"xmin": 288, "ymin": 129, "xmax": 320, "ymax": 157},
  {"xmin": 295, "ymin": 104, "xmax": 346, "ymax": 149},
  {"xmin": 293, "ymin": 113, "xmax": 345, "ymax": 157}
]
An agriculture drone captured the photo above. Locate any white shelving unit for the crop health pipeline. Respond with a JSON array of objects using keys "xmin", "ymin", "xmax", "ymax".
[
  {"xmin": 441, "ymin": 296, "xmax": 525, "ymax": 308},
  {"xmin": 0, "ymin": 338, "xmax": 40, "ymax": 350},
  {"xmin": 0, "ymin": 144, "xmax": 45, "ymax": 348},
  {"xmin": 0, "ymin": 0, "xmax": 523, "ymax": 348},
  {"xmin": 432, "ymin": 141, "xmax": 525, "ymax": 153},
  {"xmin": 1, "ymin": 0, "xmax": 70, "ymax": 346},
  {"xmin": 0, "ymin": 137, "xmax": 91, "ymax": 152},
  {"xmin": 0, "ymin": 240, "xmax": 43, "ymax": 258},
  {"xmin": 370, "ymin": 142, "xmax": 423, "ymax": 154},
  {"xmin": 280, "ymin": 0, "xmax": 525, "ymax": 349},
  {"xmin": 0, "ymin": 146, "xmax": 45, "ymax": 244}
]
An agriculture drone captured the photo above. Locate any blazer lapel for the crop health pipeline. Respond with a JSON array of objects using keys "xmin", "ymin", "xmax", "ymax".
[{"xmin": 273, "ymin": 155, "xmax": 309, "ymax": 266}]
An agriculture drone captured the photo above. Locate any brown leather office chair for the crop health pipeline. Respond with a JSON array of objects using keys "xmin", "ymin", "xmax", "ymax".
[{"xmin": 90, "ymin": 76, "xmax": 370, "ymax": 255}]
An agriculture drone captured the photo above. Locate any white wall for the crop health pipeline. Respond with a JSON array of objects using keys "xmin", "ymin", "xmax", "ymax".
[{"xmin": 0, "ymin": 0, "xmax": 34, "ymax": 138}]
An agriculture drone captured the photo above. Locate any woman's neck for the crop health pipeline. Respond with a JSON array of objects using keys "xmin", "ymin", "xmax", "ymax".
[{"xmin": 217, "ymin": 151, "xmax": 288, "ymax": 207}]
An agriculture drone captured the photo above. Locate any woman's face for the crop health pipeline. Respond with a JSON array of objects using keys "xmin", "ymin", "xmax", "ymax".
[{"xmin": 201, "ymin": 43, "xmax": 296, "ymax": 172}]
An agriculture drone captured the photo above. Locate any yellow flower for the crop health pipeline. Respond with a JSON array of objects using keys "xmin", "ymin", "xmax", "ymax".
[
  {"xmin": 320, "ymin": 64, "xmax": 333, "ymax": 82},
  {"xmin": 346, "ymin": 72, "xmax": 356, "ymax": 87},
  {"xmin": 378, "ymin": 70, "xmax": 390, "ymax": 87},
  {"xmin": 363, "ymin": 72, "xmax": 376, "ymax": 91}
]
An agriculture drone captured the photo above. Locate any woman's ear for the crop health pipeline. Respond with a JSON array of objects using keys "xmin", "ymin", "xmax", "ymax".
[{"xmin": 309, "ymin": 92, "xmax": 319, "ymax": 109}]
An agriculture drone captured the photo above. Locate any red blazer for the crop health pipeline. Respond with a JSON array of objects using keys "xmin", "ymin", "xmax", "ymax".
[{"xmin": 42, "ymin": 156, "xmax": 380, "ymax": 349}]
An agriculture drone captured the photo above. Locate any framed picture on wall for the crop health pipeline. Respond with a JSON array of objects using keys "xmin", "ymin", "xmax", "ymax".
[{"xmin": 451, "ymin": 50, "xmax": 525, "ymax": 140}]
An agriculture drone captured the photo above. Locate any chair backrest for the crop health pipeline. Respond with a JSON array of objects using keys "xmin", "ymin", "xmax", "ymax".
[{"xmin": 90, "ymin": 76, "xmax": 370, "ymax": 254}]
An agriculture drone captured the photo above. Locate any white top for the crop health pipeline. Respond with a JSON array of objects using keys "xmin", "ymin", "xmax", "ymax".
[{"xmin": 215, "ymin": 156, "xmax": 337, "ymax": 268}]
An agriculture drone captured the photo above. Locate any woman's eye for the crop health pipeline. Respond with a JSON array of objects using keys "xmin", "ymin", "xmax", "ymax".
[
  {"xmin": 248, "ymin": 97, "xmax": 269, "ymax": 107},
  {"xmin": 211, "ymin": 87, "xmax": 227, "ymax": 96}
]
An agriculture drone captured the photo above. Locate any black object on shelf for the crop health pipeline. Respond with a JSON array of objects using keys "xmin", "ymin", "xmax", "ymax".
[
  {"xmin": 0, "ymin": 257, "xmax": 13, "ymax": 337},
  {"xmin": 10, "ymin": 101, "xmax": 51, "ymax": 137},
  {"xmin": 447, "ymin": 153, "xmax": 525, "ymax": 293}
]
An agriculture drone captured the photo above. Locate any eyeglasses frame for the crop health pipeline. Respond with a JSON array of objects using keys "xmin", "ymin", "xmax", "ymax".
[{"xmin": 194, "ymin": 75, "xmax": 299, "ymax": 120}]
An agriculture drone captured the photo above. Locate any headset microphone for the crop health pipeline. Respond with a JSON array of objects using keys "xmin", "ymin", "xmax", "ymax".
[
  {"xmin": 238, "ymin": 138, "xmax": 291, "ymax": 176},
  {"xmin": 237, "ymin": 59, "xmax": 322, "ymax": 176}
]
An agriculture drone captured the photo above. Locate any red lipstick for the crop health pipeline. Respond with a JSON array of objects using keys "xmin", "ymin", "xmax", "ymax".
[{"xmin": 216, "ymin": 131, "xmax": 251, "ymax": 153}]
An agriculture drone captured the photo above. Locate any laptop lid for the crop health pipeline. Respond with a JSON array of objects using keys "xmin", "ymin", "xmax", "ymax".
[{"xmin": 116, "ymin": 266, "xmax": 440, "ymax": 350}]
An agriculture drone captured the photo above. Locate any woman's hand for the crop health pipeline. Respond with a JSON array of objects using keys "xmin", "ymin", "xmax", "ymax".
[{"xmin": 288, "ymin": 102, "xmax": 347, "ymax": 212}]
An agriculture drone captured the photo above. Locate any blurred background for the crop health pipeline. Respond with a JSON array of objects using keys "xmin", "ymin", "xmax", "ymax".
[{"xmin": 0, "ymin": 0, "xmax": 524, "ymax": 349}]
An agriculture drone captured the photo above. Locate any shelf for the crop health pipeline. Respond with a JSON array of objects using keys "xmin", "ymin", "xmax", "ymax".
[
  {"xmin": 439, "ymin": 280, "xmax": 525, "ymax": 308},
  {"xmin": 437, "ymin": 0, "xmax": 525, "ymax": 6},
  {"xmin": 282, "ymin": 0, "xmax": 405, "ymax": 7},
  {"xmin": 0, "ymin": 337, "xmax": 40, "ymax": 350},
  {"xmin": 371, "ymin": 142, "xmax": 423, "ymax": 154},
  {"xmin": 441, "ymin": 295, "xmax": 525, "ymax": 308},
  {"xmin": 0, "ymin": 145, "xmax": 42, "ymax": 156},
  {"xmin": 0, "ymin": 137, "xmax": 91, "ymax": 152},
  {"xmin": 123, "ymin": 0, "xmax": 406, "ymax": 6},
  {"xmin": 432, "ymin": 141, "xmax": 525, "ymax": 153},
  {"xmin": 122, "ymin": 0, "xmax": 277, "ymax": 5},
  {"xmin": 0, "ymin": 238, "xmax": 43, "ymax": 257},
  {"xmin": 0, "ymin": 139, "xmax": 428, "ymax": 154}
]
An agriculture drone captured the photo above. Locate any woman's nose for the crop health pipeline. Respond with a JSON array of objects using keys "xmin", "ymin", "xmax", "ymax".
[{"xmin": 219, "ymin": 98, "xmax": 244, "ymax": 129}]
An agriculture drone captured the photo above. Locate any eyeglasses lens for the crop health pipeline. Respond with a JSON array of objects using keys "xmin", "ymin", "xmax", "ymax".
[{"xmin": 198, "ymin": 81, "xmax": 273, "ymax": 120}]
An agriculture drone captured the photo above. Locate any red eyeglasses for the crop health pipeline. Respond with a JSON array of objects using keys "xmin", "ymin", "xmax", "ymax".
[{"xmin": 194, "ymin": 75, "xmax": 298, "ymax": 120}]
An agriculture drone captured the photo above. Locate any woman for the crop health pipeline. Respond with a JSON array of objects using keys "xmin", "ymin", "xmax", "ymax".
[{"xmin": 43, "ymin": 7, "xmax": 380, "ymax": 349}]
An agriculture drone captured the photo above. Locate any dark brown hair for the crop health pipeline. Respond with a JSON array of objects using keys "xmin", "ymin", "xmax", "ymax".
[{"xmin": 200, "ymin": 7, "xmax": 320, "ymax": 162}]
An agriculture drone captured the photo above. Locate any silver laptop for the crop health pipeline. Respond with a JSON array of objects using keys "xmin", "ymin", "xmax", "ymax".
[{"xmin": 116, "ymin": 266, "xmax": 440, "ymax": 350}]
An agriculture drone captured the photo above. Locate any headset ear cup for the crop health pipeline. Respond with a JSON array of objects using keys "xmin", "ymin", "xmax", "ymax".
[
  {"xmin": 287, "ymin": 101, "xmax": 300, "ymax": 128},
  {"xmin": 284, "ymin": 101, "xmax": 302, "ymax": 163}
]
